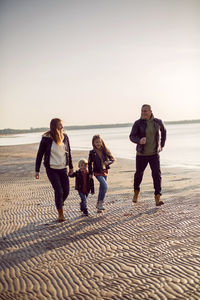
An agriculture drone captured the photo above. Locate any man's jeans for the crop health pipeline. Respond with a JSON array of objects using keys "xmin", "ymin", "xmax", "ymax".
[
  {"xmin": 78, "ymin": 192, "xmax": 88, "ymax": 212},
  {"xmin": 46, "ymin": 168, "xmax": 69, "ymax": 210},
  {"xmin": 95, "ymin": 176, "xmax": 108, "ymax": 203},
  {"xmin": 134, "ymin": 154, "xmax": 161, "ymax": 195}
]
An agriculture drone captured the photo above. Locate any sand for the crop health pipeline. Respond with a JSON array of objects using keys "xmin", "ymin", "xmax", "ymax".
[{"xmin": 0, "ymin": 143, "xmax": 200, "ymax": 299}]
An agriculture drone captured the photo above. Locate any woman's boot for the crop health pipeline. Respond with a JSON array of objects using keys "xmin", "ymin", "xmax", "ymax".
[
  {"xmin": 155, "ymin": 194, "xmax": 164, "ymax": 206},
  {"xmin": 133, "ymin": 190, "xmax": 140, "ymax": 203},
  {"xmin": 58, "ymin": 208, "xmax": 65, "ymax": 221}
]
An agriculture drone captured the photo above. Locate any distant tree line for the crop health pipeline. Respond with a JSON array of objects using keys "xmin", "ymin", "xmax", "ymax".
[
  {"xmin": 0, "ymin": 127, "xmax": 49, "ymax": 135},
  {"xmin": 0, "ymin": 119, "xmax": 200, "ymax": 135}
]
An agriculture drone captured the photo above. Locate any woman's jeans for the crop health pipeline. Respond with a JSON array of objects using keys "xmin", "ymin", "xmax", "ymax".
[
  {"xmin": 95, "ymin": 176, "xmax": 108, "ymax": 203},
  {"xmin": 78, "ymin": 192, "xmax": 88, "ymax": 212},
  {"xmin": 46, "ymin": 168, "xmax": 69, "ymax": 210},
  {"xmin": 134, "ymin": 154, "xmax": 161, "ymax": 195}
]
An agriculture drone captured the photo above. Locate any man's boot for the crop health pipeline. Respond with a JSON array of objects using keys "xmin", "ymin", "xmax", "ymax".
[
  {"xmin": 58, "ymin": 208, "xmax": 65, "ymax": 221},
  {"xmin": 133, "ymin": 190, "xmax": 140, "ymax": 203},
  {"xmin": 155, "ymin": 194, "xmax": 164, "ymax": 206}
]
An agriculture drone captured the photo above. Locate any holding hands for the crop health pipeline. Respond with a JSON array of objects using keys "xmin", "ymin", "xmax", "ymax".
[{"xmin": 68, "ymin": 168, "xmax": 74, "ymax": 176}]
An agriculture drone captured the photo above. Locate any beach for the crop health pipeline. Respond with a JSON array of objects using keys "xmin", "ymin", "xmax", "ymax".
[{"xmin": 0, "ymin": 143, "xmax": 200, "ymax": 299}]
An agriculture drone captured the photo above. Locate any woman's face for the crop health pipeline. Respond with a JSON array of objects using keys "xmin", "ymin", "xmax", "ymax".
[
  {"xmin": 57, "ymin": 121, "xmax": 63, "ymax": 131},
  {"xmin": 94, "ymin": 138, "xmax": 102, "ymax": 149}
]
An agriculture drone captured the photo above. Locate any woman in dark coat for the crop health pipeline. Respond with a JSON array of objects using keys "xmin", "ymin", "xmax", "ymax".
[{"xmin": 35, "ymin": 118, "xmax": 73, "ymax": 221}]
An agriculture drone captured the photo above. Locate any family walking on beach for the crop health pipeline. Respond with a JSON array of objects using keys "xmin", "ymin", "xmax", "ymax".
[{"xmin": 35, "ymin": 104, "xmax": 166, "ymax": 221}]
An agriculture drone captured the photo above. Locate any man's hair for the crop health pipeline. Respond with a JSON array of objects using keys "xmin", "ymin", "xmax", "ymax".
[{"xmin": 142, "ymin": 104, "xmax": 151, "ymax": 110}]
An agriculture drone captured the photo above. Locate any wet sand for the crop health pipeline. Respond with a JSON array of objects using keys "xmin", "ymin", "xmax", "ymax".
[{"xmin": 0, "ymin": 143, "xmax": 200, "ymax": 299}]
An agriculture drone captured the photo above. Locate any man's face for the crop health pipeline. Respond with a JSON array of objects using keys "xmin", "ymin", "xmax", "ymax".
[{"xmin": 141, "ymin": 106, "xmax": 152, "ymax": 120}]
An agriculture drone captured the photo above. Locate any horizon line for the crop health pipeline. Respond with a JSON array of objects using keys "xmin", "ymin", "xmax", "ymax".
[{"xmin": 0, "ymin": 118, "xmax": 200, "ymax": 133}]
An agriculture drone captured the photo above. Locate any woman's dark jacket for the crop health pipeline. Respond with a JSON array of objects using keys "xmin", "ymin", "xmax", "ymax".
[
  {"xmin": 69, "ymin": 170, "xmax": 94, "ymax": 195},
  {"xmin": 35, "ymin": 133, "xmax": 73, "ymax": 172},
  {"xmin": 129, "ymin": 117, "xmax": 166, "ymax": 154},
  {"xmin": 88, "ymin": 149, "xmax": 114, "ymax": 175}
]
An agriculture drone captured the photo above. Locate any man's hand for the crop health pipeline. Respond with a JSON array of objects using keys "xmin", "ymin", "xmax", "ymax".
[
  {"xmin": 35, "ymin": 172, "xmax": 40, "ymax": 179},
  {"xmin": 139, "ymin": 137, "xmax": 146, "ymax": 145}
]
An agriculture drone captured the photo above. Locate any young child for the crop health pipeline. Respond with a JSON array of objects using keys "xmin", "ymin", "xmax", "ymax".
[
  {"xmin": 88, "ymin": 135, "xmax": 115, "ymax": 212},
  {"xmin": 69, "ymin": 159, "xmax": 94, "ymax": 216}
]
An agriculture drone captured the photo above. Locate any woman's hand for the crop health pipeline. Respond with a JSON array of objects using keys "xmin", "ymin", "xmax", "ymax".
[
  {"xmin": 35, "ymin": 172, "xmax": 40, "ymax": 179},
  {"xmin": 68, "ymin": 168, "xmax": 74, "ymax": 176}
]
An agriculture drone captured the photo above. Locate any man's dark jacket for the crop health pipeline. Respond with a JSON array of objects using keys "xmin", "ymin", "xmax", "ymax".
[
  {"xmin": 35, "ymin": 133, "xmax": 73, "ymax": 172},
  {"xmin": 129, "ymin": 117, "xmax": 166, "ymax": 154},
  {"xmin": 69, "ymin": 170, "xmax": 94, "ymax": 195}
]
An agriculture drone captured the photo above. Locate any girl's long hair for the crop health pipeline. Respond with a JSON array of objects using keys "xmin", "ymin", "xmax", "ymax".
[
  {"xmin": 92, "ymin": 134, "xmax": 115, "ymax": 160},
  {"xmin": 46, "ymin": 118, "xmax": 64, "ymax": 144}
]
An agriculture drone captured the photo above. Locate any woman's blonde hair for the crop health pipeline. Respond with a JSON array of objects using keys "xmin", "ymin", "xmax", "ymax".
[
  {"xmin": 92, "ymin": 134, "xmax": 115, "ymax": 160},
  {"xmin": 78, "ymin": 159, "xmax": 88, "ymax": 168},
  {"xmin": 46, "ymin": 118, "xmax": 64, "ymax": 144}
]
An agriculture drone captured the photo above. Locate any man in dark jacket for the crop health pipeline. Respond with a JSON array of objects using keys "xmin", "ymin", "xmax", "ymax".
[{"xmin": 129, "ymin": 104, "xmax": 166, "ymax": 206}]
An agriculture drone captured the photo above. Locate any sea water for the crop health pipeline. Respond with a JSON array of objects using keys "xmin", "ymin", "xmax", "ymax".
[{"xmin": 0, "ymin": 123, "xmax": 200, "ymax": 169}]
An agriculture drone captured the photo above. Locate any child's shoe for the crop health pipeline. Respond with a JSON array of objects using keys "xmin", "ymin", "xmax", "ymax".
[
  {"xmin": 97, "ymin": 200, "xmax": 105, "ymax": 211},
  {"xmin": 83, "ymin": 209, "xmax": 89, "ymax": 216}
]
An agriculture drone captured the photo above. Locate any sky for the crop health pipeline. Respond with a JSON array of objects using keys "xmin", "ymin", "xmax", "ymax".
[{"xmin": 0, "ymin": 0, "xmax": 200, "ymax": 129}]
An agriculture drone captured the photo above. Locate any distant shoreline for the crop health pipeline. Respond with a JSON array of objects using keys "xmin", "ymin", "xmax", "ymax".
[{"xmin": 0, "ymin": 119, "xmax": 200, "ymax": 135}]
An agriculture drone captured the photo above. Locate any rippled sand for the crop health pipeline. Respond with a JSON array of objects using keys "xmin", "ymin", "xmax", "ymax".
[{"xmin": 0, "ymin": 144, "xmax": 200, "ymax": 299}]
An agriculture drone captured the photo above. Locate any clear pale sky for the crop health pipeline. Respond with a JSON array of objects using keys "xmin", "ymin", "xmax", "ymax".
[{"xmin": 0, "ymin": 0, "xmax": 200, "ymax": 129}]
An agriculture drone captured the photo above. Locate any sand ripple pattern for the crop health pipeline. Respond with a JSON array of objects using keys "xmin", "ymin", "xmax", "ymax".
[{"xmin": 0, "ymin": 178, "xmax": 200, "ymax": 299}]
